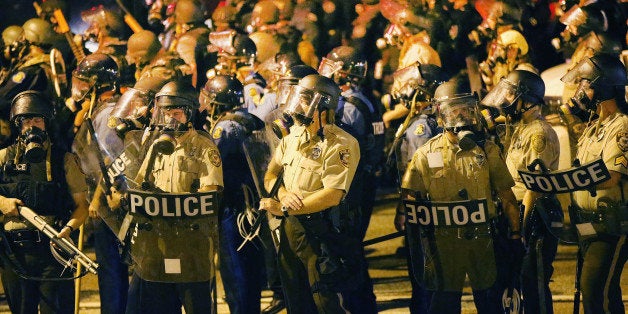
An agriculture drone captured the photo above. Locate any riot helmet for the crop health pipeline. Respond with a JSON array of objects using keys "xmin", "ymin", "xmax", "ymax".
[
  {"xmin": 210, "ymin": 32, "xmax": 257, "ymax": 75},
  {"xmin": 110, "ymin": 76, "xmax": 168, "ymax": 137},
  {"xmin": 10, "ymin": 91, "xmax": 54, "ymax": 162},
  {"xmin": 2, "ymin": 25, "xmax": 24, "ymax": 46},
  {"xmin": 249, "ymin": 31, "xmax": 281, "ymax": 64},
  {"xmin": 199, "ymin": 74, "xmax": 244, "ymax": 116},
  {"xmin": 391, "ymin": 61, "xmax": 446, "ymax": 102},
  {"xmin": 276, "ymin": 64, "xmax": 318, "ymax": 107},
  {"xmin": 248, "ymin": 0, "xmax": 280, "ymax": 32},
  {"xmin": 560, "ymin": 54, "xmax": 628, "ymax": 116},
  {"xmin": 211, "ymin": 5, "xmax": 237, "ymax": 29},
  {"xmin": 481, "ymin": 70, "xmax": 545, "ymax": 123},
  {"xmin": 319, "ymin": 46, "xmax": 368, "ymax": 85},
  {"xmin": 174, "ymin": 0, "xmax": 207, "ymax": 25},
  {"xmin": 127, "ymin": 30, "xmax": 162, "ymax": 67},
  {"xmin": 483, "ymin": 1, "xmax": 522, "ymax": 30},
  {"xmin": 258, "ymin": 52, "xmax": 302, "ymax": 89},
  {"xmin": 152, "ymin": 79, "xmax": 199, "ymax": 132},
  {"xmin": 71, "ymin": 53, "xmax": 120, "ymax": 102},
  {"xmin": 283, "ymin": 74, "xmax": 340, "ymax": 126},
  {"xmin": 560, "ymin": 5, "xmax": 608, "ymax": 40},
  {"xmin": 434, "ymin": 79, "xmax": 482, "ymax": 149},
  {"xmin": 81, "ymin": 6, "xmax": 126, "ymax": 39},
  {"xmin": 21, "ymin": 18, "xmax": 54, "ymax": 47}
]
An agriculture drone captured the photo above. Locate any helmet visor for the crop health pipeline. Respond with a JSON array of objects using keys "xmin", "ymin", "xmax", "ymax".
[
  {"xmin": 71, "ymin": 73, "xmax": 93, "ymax": 102},
  {"xmin": 559, "ymin": 5, "xmax": 585, "ymax": 27},
  {"xmin": 480, "ymin": 78, "xmax": 521, "ymax": 112},
  {"xmin": 392, "ymin": 62, "xmax": 423, "ymax": 99},
  {"xmin": 284, "ymin": 85, "xmax": 330, "ymax": 124},
  {"xmin": 438, "ymin": 97, "xmax": 478, "ymax": 129},
  {"xmin": 276, "ymin": 78, "xmax": 297, "ymax": 107},
  {"xmin": 560, "ymin": 58, "xmax": 603, "ymax": 85},
  {"xmin": 151, "ymin": 104, "xmax": 192, "ymax": 130},
  {"xmin": 317, "ymin": 57, "xmax": 343, "ymax": 78}
]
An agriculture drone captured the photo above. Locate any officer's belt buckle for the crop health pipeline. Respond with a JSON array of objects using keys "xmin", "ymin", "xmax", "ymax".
[{"xmin": 9, "ymin": 229, "xmax": 42, "ymax": 246}]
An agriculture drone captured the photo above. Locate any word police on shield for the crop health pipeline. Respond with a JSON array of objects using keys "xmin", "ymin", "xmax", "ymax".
[
  {"xmin": 128, "ymin": 189, "xmax": 219, "ymax": 218},
  {"xmin": 517, "ymin": 158, "xmax": 611, "ymax": 194},
  {"xmin": 403, "ymin": 198, "xmax": 489, "ymax": 227}
]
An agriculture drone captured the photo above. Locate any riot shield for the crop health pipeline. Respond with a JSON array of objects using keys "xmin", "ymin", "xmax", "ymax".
[
  {"xmin": 127, "ymin": 189, "xmax": 220, "ymax": 282},
  {"xmin": 242, "ymin": 129, "xmax": 273, "ymax": 196}
]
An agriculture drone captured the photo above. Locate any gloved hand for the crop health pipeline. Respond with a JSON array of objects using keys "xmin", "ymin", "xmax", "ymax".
[
  {"xmin": 0, "ymin": 196, "xmax": 23, "ymax": 216},
  {"xmin": 509, "ymin": 237, "xmax": 526, "ymax": 267},
  {"xmin": 394, "ymin": 201, "xmax": 406, "ymax": 232}
]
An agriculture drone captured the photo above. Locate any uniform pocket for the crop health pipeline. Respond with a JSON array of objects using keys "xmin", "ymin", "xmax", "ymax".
[
  {"xmin": 297, "ymin": 159, "xmax": 323, "ymax": 192},
  {"xmin": 428, "ymin": 168, "xmax": 448, "ymax": 200}
]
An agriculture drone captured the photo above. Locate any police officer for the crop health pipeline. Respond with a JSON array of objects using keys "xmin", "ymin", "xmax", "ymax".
[
  {"xmin": 481, "ymin": 69, "xmax": 561, "ymax": 313},
  {"xmin": 0, "ymin": 90, "xmax": 89, "ymax": 314},
  {"xmin": 70, "ymin": 52, "xmax": 130, "ymax": 314},
  {"xmin": 199, "ymin": 74, "xmax": 265, "ymax": 313},
  {"xmin": 259, "ymin": 74, "xmax": 361, "ymax": 313},
  {"xmin": 125, "ymin": 79, "xmax": 223, "ymax": 313},
  {"xmin": 399, "ymin": 78, "xmax": 523, "ymax": 313},
  {"xmin": 561, "ymin": 54, "xmax": 628, "ymax": 314}
]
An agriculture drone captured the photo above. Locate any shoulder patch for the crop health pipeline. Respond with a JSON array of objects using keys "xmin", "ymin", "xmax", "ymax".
[
  {"xmin": 249, "ymin": 88, "xmax": 261, "ymax": 106},
  {"xmin": 616, "ymin": 132, "xmax": 628, "ymax": 152},
  {"xmin": 212, "ymin": 126, "xmax": 223, "ymax": 139},
  {"xmin": 414, "ymin": 124, "xmax": 425, "ymax": 136},
  {"xmin": 615, "ymin": 155, "xmax": 628, "ymax": 169},
  {"xmin": 531, "ymin": 133, "xmax": 546, "ymax": 153},
  {"xmin": 209, "ymin": 149, "xmax": 222, "ymax": 167},
  {"xmin": 11, "ymin": 71, "xmax": 25, "ymax": 84},
  {"xmin": 339, "ymin": 148, "xmax": 351, "ymax": 168}
]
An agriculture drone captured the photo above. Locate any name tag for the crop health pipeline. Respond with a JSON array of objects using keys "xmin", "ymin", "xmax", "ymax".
[
  {"xmin": 403, "ymin": 199, "xmax": 489, "ymax": 227},
  {"xmin": 372, "ymin": 121, "xmax": 385, "ymax": 135},
  {"xmin": 517, "ymin": 158, "xmax": 610, "ymax": 193},
  {"xmin": 128, "ymin": 189, "xmax": 219, "ymax": 218}
]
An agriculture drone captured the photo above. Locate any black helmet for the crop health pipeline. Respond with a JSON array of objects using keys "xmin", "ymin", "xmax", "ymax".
[
  {"xmin": 434, "ymin": 79, "xmax": 480, "ymax": 130},
  {"xmin": 282, "ymin": 74, "xmax": 340, "ymax": 125},
  {"xmin": 109, "ymin": 76, "xmax": 169, "ymax": 136},
  {"xmin": 71, "ymin": 53, "xmax": 120, "ymax": 101},
  {"xmin": 174, "ymin": 0, "xmax": 207, "ymax": 25},
  {"xmin": 232, "ymin": 34, "xmax": 257, "ymax": 59},
  {"xmin": 21, "ymin": 18, "xmax": 54, "ymax": 46},
  {"xmin": 127, "ymin": 30, "xmax": 162, "ymax": 66},
  {"xmin": 277, "ymin": 65, "xmax": 318, "ymax": 106},
  {"xmin": 10, "ymin": 91, "xmax": 54, "ymax": 125},
  {"xmin": 153, "ymin": 79, "xmax": 199, "ymax": 130},
  {"xmin": 560, "ymin": 5, "xmax": 608, "ymax": 37},
  {"xmin": 199, "ymin": 74, "xmax": 244, "ymax": 115},
  {"xmin": 320, "ymin": 45, "xmax": 367, "ymax": 82},
  {"xmin": 560, "ymin": 54, "xmax": 628, "ymax": 114},
  {"xmin": 391, "ymin": 62, "xmax": 447, "ymax": 101},
  {"xmin": 481, "ymin": 70, "xmax": 544, "ymax": 121}
]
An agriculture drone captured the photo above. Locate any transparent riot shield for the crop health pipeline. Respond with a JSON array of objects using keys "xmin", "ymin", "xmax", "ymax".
[{"xmin": 242, "ymin": 129, "xmax": 273, "ymax": 196}]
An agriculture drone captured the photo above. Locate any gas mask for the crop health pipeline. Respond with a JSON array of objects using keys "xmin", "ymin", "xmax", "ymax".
[
  {"xmin": 109, "ymin": 88, "xmax": 152, "ymax": 138},
  {"xmin": 151, "ymin": 104, "xmax": 192, "ymax": 134},
  {"xmin": 440, "ymin": 101, "xmax": 481, "ymax": 150},
  {"xmin": 20, "ymin": 126, "xmax": 48, "ymax": 163},
  {"xmin": 271, "ymin": 85, "xmax": 332, "ymax": 138}
]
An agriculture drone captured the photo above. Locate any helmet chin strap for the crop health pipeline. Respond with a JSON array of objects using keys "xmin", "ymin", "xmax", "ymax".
[{"xmin": 316, "ymin": 109, "xmax": 325, "ymax": 139}]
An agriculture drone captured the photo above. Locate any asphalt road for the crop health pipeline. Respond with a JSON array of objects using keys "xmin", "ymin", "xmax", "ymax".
[{"xmin": 1, "ymin": 194, "xmax": 626, "ymax": 313}]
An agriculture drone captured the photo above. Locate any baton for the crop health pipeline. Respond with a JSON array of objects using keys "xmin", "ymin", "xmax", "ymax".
[{"xmin": 363, "ymin": 230, "xmax": 404, "ymax": 246}]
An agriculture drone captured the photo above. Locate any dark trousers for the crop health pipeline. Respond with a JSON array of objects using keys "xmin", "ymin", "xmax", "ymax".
[
  {"xmin": 259, "ymin": 214, "xmax": 284, "ymax": 299},
  {"xmin": 93, "ymin": 218, "xmax": 129, "ymax": 314},
  {"xmin": 277, "ymin": 215, "xmax": 345, "ymax": 314},
  {"xmin": 426, "ymin": 288, "xmax": 498, "ymax": 314},
  {"xmin": 219, "ymin": 206, "xmax": 264, "ymax": 314},
  {"xmin": 580, "ymin": 234, "xmax": 628, "ymax": 314},
  {"xmin": 125, "ymin": 273, "xmax": 213, "ymax": 314},
  {"xmin": 521, "ymin": 232, "xmax": 558, "ymax": 314},
  {"xmin": 0, "ymin": 241, "xmax": 74, "ymax": 314}
]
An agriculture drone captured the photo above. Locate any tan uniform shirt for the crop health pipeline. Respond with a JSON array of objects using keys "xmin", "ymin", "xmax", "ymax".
[
  {"xmin": 506, "ymin": 119, "xmax": 560, "ymax": 200},
  {"xmin": 272, "ymin": 124, "xmax": 360, "ymax": 202},
  {"xmin": 138, "ymin": 129, "xmax": 223, "ymax": 193},
  {"xmin": 572, "ymin": 112, "xmax": 628, "ymax": 211},
  {"xmin": 401, "ymin": 133, "xmax": 514, "ymax": 217}
]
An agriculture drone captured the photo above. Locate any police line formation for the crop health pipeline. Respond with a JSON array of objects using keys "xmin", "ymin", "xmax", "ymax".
[{"xmin": 0, "ymin": 0, "xmax": 626, "ymax": 313}]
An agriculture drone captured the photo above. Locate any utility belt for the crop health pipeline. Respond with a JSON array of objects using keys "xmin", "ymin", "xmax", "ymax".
[
  {"xmin": 4, "ymin": 229, "xmax": 45, "ymax": 249},
  {"xmin": 571, "ymin": 203, "xmax": 628, "ymax": 237},
  {"xmin": 296, "ymin": 201, "xmax": 359, "ymax": 234}
]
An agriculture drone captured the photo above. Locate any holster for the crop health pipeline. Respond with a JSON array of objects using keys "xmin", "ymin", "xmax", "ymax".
[{"xmin": 296, "ymin": 203, "xmax": 364, "ymax": 293}]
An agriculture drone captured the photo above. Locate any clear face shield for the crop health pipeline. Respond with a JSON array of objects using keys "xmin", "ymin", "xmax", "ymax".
[
  {"xmin": 317, "ymin": 57, "xmax": 343, "ymax": 78},
  {"xmin": 283, "ymin": 86, "xmax": 331, "ymax": 126},
  {"xmin": 438, "ymin": 96, "xmax": 482, "ymax": 150},
  {"xmin": 81, "ymin": 5, "xmax": 107, "ymax": 40},
  {"xmin": 151, "ymin": 96, "xmax": 193, "ymax": 132},
  {"xmin": 480, "ymin": 78, "xmax": 522, "ymax": 118},
  {"xmin": 560, "ymin": 58, "xmax": 602, "ymax": 117},
  {"xmin": 110, "ymin": 88, "xmax": 153, "ymax": 137},
  {"xmin": 391, "ymin": 62, "xmax": 430, "ymax": 102},
  {"xmin": 276, "ymin": 78, "xmax": 298, "ymax": 107},
  {"xmin": 559, "ymin": 5, "xmax": 586, "ymax": 37},
  {"xmin": 71, "ymin": 73, "xmax": 94, "ymax": 102}
]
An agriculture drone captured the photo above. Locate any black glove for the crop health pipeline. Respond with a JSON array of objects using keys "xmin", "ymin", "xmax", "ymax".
[{"xmin": 508, "ymin": 238, "xmax": 526, "ymax": 268}]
